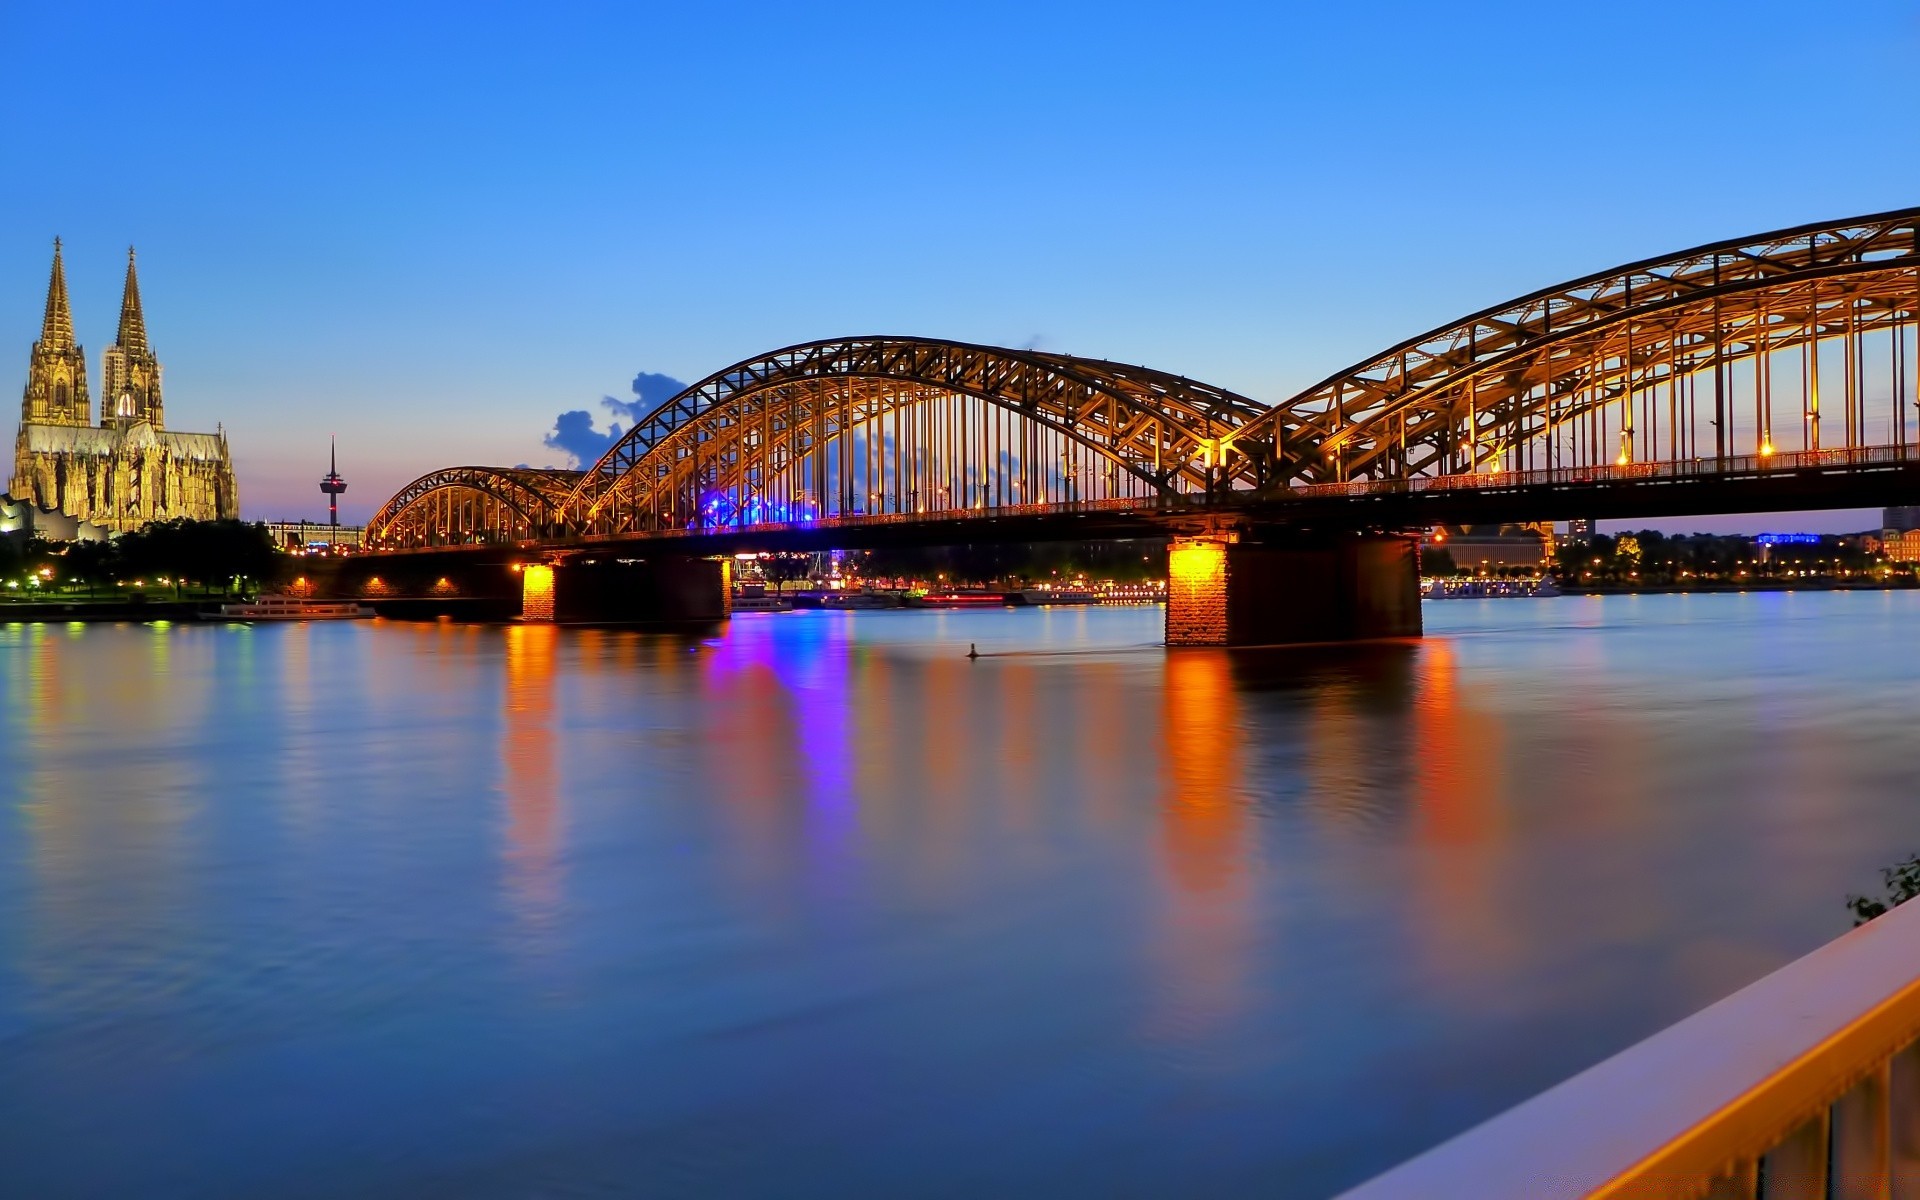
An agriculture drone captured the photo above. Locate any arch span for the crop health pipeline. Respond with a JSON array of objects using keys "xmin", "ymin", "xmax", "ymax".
[
  {"xmin": 367, "ymin": 466, "xmax": 581, "ymax": 548},
  {"xmin": 1230, "ymin": 207, "xmax": 1920, "ymax": 486},
  {"xmin": 563, "ymin": 337, "xmax": 1268, "ymax": 533}
]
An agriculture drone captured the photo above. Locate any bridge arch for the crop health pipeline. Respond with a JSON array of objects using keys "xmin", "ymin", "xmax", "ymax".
[
  {"xmin": 563, "ymin": 337, "xmax": 1268, "ymax": 533},
  {"xmin": 1230, "ymin": 207, "xmax": 1920, "ymax": 486},
  {"xmin": 366, "ymin": 466, "xmax": 581, "ymax": 549}
]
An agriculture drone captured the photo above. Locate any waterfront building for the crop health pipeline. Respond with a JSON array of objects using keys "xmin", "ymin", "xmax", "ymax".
[
  {"xmin": 1423, "ymin": 523, "xmax": 1551, "ymax": 572},
  {"xmin": 0, "ymin": 490, "xmax": 109, "ymax": 542},
  {"xmin": 9, "ymin": 241, "xmax": 238, "ymax": 534},
  {"xmin": 1882, "ymin": 528, "xmax": 1920, "ymax": 564},
  {"xmin": 264, "ymin": 519, "xmax": 364, "ymax": 551}
]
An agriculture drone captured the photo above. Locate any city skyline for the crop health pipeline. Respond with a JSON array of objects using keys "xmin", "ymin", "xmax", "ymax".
[{"xmin": 3, "ymin": 1, "xmax": 1917, "ymax": 530}]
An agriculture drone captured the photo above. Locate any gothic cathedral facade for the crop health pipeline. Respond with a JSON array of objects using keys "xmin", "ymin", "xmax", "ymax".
[{"xmin": 10, "ymin": 241, "xmax": 238, "ymax": 534}]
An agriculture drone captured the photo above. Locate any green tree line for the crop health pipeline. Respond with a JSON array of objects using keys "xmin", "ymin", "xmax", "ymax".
[
  {"xmin": 1555, "ymin": 531, "xmax": 1886, "ymax": 586},
  {"xmin": 0, "ymin": 519, "xmax": 283, "ymax": 599}
]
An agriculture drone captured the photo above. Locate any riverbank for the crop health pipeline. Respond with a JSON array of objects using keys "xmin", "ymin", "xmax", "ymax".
[
  {"xmin": 1563, "ymin": 577, "xmax": 1918, "ymax": 595},
  {"xmin": 0, "ymin": 599, "xmax": 212, "ymax": 622}
]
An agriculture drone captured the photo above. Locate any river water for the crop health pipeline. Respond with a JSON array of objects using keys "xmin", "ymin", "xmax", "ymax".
[{"xmin": 2, "ymin": 594, "xmax": 1917, "ymax": 1198}]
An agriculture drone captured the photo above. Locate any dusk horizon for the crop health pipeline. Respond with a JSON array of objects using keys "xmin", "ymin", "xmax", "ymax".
[{"xmin": 5, "ymin": 2, "xmax": 1915, "ymax": 529}]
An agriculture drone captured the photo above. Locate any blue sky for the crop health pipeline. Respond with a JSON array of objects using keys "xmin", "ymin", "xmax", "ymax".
[{"xmin": 2, "ymin": 1, "xmax": 1916, "ymax": 529}]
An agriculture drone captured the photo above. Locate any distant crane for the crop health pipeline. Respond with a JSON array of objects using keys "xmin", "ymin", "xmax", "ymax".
[{"xmin": 320, "ymin": 437, "xmax": 347, "ymax": 528}]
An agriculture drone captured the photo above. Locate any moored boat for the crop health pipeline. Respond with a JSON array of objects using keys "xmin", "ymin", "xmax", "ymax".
[
  {"xmin": 1019, "ymin": 587, "xmax": 1096, "ymax": 605},
  {"xmin": 218, "ymin": 595, "xmax": 376, "ymax": 621},
  {"xmin": 731, "ymin": 584, "xmax": 794, "ymax": 612}
]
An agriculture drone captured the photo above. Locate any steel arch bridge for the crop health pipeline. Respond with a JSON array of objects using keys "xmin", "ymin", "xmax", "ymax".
[
  {"xmin": 368, "ymin": 207, "xmax": 1920, "ymax": 550},
  {"xmin": 368, "ymin": 467, "xmax": 581, "ymax": 547}
]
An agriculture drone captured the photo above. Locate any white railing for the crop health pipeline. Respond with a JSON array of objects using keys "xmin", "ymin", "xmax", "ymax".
[{"xmin": 1338, "ymin": 895, "xmax": 1920, "ymax": 1199}]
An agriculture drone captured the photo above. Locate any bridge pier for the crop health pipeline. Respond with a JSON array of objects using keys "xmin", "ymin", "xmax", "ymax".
[
  {"xmin": 1166, "ymin": 531, "xmax": 1421, "ymax": 647},
  {"xmin": 521, "ymin": 554, "xmax": 730, "ymax": 625}
]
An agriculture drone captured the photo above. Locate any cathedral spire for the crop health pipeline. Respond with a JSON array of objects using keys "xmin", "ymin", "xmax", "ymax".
[
  {"xmin": 20, "ymin": 237, "xmax": 89, "ymax": 427},
  {"xmin": 115, "ymin": 246, "xmax": 148, "ymax": 356},
  {"xmin": 100, "ymin": 246, "xmax": 163, "ymax": 429},
  {"xmin": 40, "ymin": 237, "xmax": 76, "ymax": 351}
]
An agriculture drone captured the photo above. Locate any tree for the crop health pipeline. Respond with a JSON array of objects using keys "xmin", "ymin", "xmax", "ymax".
[
  {"xmin": 116, "ymin": 518, "xmax": 284, "ymax": 596},
  {"xmin": 1848, "ymin": 855, "xmax": 1920, "ymax": 926},
  {"xmin": 0, "ymin": 534, "xmax": 21, "ymax": 592},
  {"xmin": 63, "ymin": 540, "xmax": 117, "ymax": 598},
  {"xmin": 761, "ymin": 553, "xmax": 812, "ymax": 595}
]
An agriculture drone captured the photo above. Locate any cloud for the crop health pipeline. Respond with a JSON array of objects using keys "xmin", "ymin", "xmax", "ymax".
[
  {"xmin": 543, "ymin": 370, "xmax": 690, "ymax": 468},
  {"xmin": 543, "ymin": 410, "xmax": 620, "ymax": 468},
  {"xmin": 608, "ymin": 372, "xmax": 690, "ymax": 426}
]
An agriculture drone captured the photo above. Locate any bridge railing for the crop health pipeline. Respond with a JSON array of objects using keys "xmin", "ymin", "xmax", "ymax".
[
  {"xmin": 570, "ymin": 493, "xmax": 1191, "ymax": 544},
  {"xmin": 1337, "ymin": 895, "xmax": 1920, "ymax": 1200},
  {"xmin": 371, "ymin": 441, "xmax": 1920, "ymax": 550},
  {"xmin": 1291, "ymin": 443, "xmax": 1920, "ymax": 501}
]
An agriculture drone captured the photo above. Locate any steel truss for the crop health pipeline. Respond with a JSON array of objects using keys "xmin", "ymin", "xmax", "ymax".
[
  {"xmin": 556, "ymin": 337, "xmax": 1265, "ymax": 535},
  {"xmin": 365, "ymin": 209, "xmax": 1920, "ymax": 549},
  {"xmin": 367, "ymin": 466, "xmax": 580, "ymax": 548},
  {"xmin": 1229, "ymin": 207, "xmax": 1920, "ymax": 486}
]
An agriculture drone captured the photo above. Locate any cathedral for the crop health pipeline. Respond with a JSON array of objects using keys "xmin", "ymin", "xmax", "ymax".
[{"xmin": 9, "ymin": 240, "xmax": 237, "ymax": 535}]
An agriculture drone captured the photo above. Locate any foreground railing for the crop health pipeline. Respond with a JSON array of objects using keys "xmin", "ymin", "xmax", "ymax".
[{"xmin": 1338, "ymin": 895, "xmax": 1920, "ymax": 1199}]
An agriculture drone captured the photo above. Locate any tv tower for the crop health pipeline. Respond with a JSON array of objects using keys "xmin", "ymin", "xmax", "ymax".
[{"xmin": 319, "ymin": 437, "xmax": 347, "ymax": 528}]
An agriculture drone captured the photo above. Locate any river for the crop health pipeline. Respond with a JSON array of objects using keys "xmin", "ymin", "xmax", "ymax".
[{"xmin": 2, "ymin": 594, "xmax": 1917, "ymax": 1197}]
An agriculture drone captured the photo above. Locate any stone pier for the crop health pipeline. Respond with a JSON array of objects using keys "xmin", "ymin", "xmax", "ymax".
[
  {"xmin": 1165, "ymin": 531, "xmax": 1422, "ymax": 647},
  {"xmin": 521, "ymin": 554, "xmax": 730, "ymax": 625}
]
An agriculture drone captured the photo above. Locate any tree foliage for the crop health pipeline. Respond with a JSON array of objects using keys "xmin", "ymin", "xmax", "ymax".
[
  {"xmin": 1848, "ymin": 855, "xmax": 1920, "ymax": 926},
  {"xmin": 1, "ymin": 519, "xmax": 286, "ymax": 597}
]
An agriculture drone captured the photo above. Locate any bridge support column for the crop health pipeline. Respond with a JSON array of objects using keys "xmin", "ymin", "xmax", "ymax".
[
  {"xmin": 521, "ymin": 564, "xmax": 556, "ymax": 622},
  {"xmin": 1166, "ymin": 532, "xmax": 1421, "ymax": 647},
  {"xmin": 522, "ymin": 555, "xmax": 730, "ymax": 625}
]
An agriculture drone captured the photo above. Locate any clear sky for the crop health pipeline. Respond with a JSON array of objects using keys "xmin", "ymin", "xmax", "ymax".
[{"xmin": 2, "ymin": 1, "xmax": 1916, "ymax": 529}]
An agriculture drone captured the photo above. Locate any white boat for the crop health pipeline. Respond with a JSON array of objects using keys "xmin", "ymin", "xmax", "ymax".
[
  {"xmin": 731, "ymin": 592, "xmax": 794, "ymax": 612},
  {"xmin": 218, "ymin": 595, "xmax": 376, "ymax": 621},
  {"xmin": 1421, "ymin": 577, "xmax": 1562, "ymax": 599},
  {"xmin": 1019, "ymin": 588, "xmax": 1095, "ymax": 605}
]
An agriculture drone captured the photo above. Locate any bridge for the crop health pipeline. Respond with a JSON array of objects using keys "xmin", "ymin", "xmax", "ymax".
[{"xmin": 362, "ymin": 207, "xmax": 1920, "ymax": 643}]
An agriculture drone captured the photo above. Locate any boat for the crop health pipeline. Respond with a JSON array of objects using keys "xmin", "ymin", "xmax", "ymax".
[
  {"xmin": 911, "ymin": 590, "xmax": 1016, "ymax": 608},
  {"xmin": 731, "ymin": 594, "xmax": 794, "ymax": 612},
  {"xmin": 1018, "ymin": 587, "xmax": 1096, "ymax": 605},
  {"xmin": 817, "ymin": 591, "xmax": 900, "ymax": 610},
  {"xmin": 1421, "ymin": 577, "xmax": 1562, "ymax": 599},
  {"xmin": 788, "ymin": 589, "xmax": 905, "ymax": 610},
  {"xmin": 731, "ymin": 585, "xmax": 794, "ymax": 612},
  {"xmin": 217, "ymin": 595, "xmax": 376, "ymax": 621}
]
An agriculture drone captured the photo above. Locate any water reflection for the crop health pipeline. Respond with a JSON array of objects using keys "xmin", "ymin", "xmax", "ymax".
[
  {"xmin": 8, "ymin": 601, "xmax": 1920, "ymax": 1197},
  {"xmin": 501, "ymin": 623, "xmax": 563, "ymax": 941},
  {"xmin": 1149, "ymin": 650, "xmax": 1253, "ymax": 1052}
]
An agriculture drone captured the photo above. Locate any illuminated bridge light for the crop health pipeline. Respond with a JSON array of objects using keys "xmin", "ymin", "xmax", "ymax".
[
  {"xmin": 1166, "ymin": 538, "xmax": 1231, "ymax": 647},
  {"xmin": 522, "ymin": 564, "xmax": 555, "ymax": 622}
]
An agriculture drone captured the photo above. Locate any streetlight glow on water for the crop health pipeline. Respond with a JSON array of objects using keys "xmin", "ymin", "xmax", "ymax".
[{"xmin": 3, "ymin": 596, "xmax": 1918, "ymax": 1196}]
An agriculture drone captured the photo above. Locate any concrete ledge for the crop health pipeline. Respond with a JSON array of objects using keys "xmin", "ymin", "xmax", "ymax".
[{"xmin": 1338, "ymin": 898, "xmax": 1920, "ymax": 1199}]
